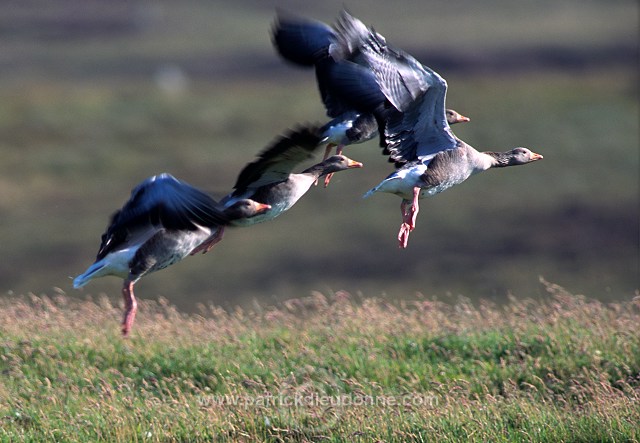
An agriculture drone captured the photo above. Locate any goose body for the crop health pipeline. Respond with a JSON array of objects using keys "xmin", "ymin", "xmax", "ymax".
[
  {"xmin": 74, "ymin": 173, "xmax": 270, "ymax": 336},
  {"xmin": 324, "ymin": 11, "xmax": 543, "ymax": 247},
  {"xmin": 320, "ymin": 111, "xmax": 378, "ymax": 151},
  {"xmin": 272, "ymin": 11, "xmax": 469, "ymax": 185},
  {"xmin": 220, "ymin": 125, "xmax": 363, "ymax": 226},
  {"xmin": 364, "ymin": 145, "xmax": 504, "ymax": 200}
]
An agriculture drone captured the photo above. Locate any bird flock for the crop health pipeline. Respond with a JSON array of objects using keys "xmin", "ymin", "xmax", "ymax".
[{"xmin": 74, "ymin": 10, "xmax": 543, "ymax": 336}]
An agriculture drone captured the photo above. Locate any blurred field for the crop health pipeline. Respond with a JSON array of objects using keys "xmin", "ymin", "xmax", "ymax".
[
  {"xmin": 0, "ymin": 0, "xmax": 638, "ymax": 310},
  {"xmin": 1, "ymin": 285, "xmax": 638, "ymax": 441}
]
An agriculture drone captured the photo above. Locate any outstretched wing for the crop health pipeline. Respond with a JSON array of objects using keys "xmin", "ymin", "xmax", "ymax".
[
  {"xmin": 96, "ymin": 174, "xmax": 228, "ymax": 260},
  {"xmin": 382, "ymin": 65, "xmax": 459, "ymax": 165},
  {"xmin": 333, "ymin": 11, "xmax": 458, "ymax": 165},
  {"xmin": 232, "ymin": 125, "xmax": 325, "ymax": 195},
  {"xmin": 332, "ymin": 11, "xmax": 427, "ymax": 113}
]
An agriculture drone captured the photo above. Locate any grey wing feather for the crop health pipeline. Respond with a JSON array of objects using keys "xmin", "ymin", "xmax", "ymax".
[
  {"xmin": 334, "ymin": 11, "xmax": 428, "ymax": 112},
  {"xmin": 339, "ymin": 15, "xmax": 458, "ymax": 164}
]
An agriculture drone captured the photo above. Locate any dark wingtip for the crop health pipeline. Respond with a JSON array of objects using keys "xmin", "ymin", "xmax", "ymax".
[{"xmin": 284, "ymin": 122, "xmax": 326, "ymax": 150}]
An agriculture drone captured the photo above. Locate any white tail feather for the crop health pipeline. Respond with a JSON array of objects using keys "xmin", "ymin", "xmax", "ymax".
[
  {"xmin": 73, "ymin": 261, "xmax": 109, "ymax": 288},
  {"xmin": 362, "ymin": 186, "xmax": 379, "ymax": 199},
  {"xmin": 73, "ymin": 248, "xmax": 135, "ymax": 288}
]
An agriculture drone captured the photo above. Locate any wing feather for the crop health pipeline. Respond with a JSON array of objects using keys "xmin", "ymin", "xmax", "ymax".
[
  {"xmin": 335, "ymin": 12, "xmax": 458, "ymax": 165},
  {"xmin": 96, "ymin": 174, "xmax": 227, "ymax": 259},
  {"xmin": 232, "ymin": 125, "xmax": 324, "ymax": 195}
]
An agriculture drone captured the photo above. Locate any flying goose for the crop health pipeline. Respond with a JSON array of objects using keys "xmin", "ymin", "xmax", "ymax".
[
  {"xmin": 325, "ymin": 11, "xmax": 543, "ymax": 247},
  {"xmin": 271, "ymin": 12, "xmax": 469, "ymax": 186},
  {"xmin": 73, "ymin": 173, "xmax": 270, "ymax": 336},
  {"xmin": 210, "ymin": 125, "xmax": 362, "ymax": 232}
]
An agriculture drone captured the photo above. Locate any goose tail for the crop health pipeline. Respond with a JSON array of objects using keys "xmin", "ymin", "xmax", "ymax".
[
  {"xmin": 362, "ymin": 185, "xmax": 379, "ymax": 199},
  {"xmin": 73, "ymin": 260, "xmax": 110, "ymax": 288}
]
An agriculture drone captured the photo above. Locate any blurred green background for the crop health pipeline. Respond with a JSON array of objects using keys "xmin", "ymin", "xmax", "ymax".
[{"xmin": 0, "ymin": 0, "xmax": 637, "ymax": 310}]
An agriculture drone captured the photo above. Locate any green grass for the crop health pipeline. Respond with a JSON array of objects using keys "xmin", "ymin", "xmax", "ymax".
[{"xmin": 1, "ymin": 282, "xmax": 638, "ymax": 441}]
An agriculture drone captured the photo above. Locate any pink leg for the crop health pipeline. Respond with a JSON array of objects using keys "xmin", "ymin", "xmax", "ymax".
[
  {"xmin": 408, "ymin": 187, "xmax": 421, "ymax": 228},
  {"xmin": 190, "ymin": 227, "xmax": 225, "ymax": 255},
  {"xmin": 322, "ymin": 143, "xmax": 336, "ymax": 161},
  {"xmin": 397, "ymin": 188, "xmax": 421, "ymax": 249},
  {"xmin": 324, "ymin": 144, "xmax": 344, "ymax": 187},
  {"xmin": 121, "ymin": 280, "xmax": 137, "ymax": 337}
]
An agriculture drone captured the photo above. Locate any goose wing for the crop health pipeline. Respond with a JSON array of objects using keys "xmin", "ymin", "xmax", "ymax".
[
  {"xmin": 231, "ymin": 126, "xmax": 324, "ymax": 195},
  {"xmin": 272, "ymin": 12, "xmax": 336, "ymax": 67},
  {"xmin": 333, "ymin": 11, "xmax": 428, "ymax": 112},
  {"xmin": 272, "ymin": 13, "xmax": 348, "ymax": 117},
  {"xmin": 96, "ymin": 174, "xmax": 228, "ymax": 260},
  {"xmin": 382, "ymin": 65, "xmax": 459, "ymax": 165},
  {"xmin": 272, "ymin": 12, "xmax": 386, "ymax": 118},
  {"xmin": 333, "ymin": 11, "xmax": 457, "ymax": 164}
]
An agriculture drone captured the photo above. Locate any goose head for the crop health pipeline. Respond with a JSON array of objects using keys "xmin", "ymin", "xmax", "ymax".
[
  {"xmin": 318, "ymin": 155, "xmax": 364, "ymax": 175},
  {"xmin": 497, "ymin": 147, "xmax": 544, "ymax": 166},
  {"xmin": 446, "ymin": 109, "xmax": 471, "ymax": 125},
  {"xmin": 224, "ymin": 199, "xmax": 271, "ymax": 220}
]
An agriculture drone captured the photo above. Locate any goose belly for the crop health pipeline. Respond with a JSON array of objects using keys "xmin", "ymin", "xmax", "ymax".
[
  {"xmin": 369, "ymin": 164, "xmax": 427, "ymax": 200},
  {"xmin": 421, "ymin": 169, "xmax": 475, "ymax": 197},
  {"xmin": 227, "ymin": 180, "xmax": 312, "ymax": 227},
  {"xmin": 141, "ymin": 229, "xmax": 212, "ymax": 274},
  {"xmin": 323, "ymin": 120, "xmax": 352, "ymax": 145},
  {"xmin": 421, "ymin": 175, "xmax": 469, "ymax": 197},
  {"xmin": 73, "ymin": 228, "xmax": 213, "ymax": 288}
]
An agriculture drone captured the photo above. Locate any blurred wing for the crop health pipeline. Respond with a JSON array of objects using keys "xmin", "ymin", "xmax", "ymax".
[
  {"xmin": 272, "ymin": 12, "xmax": 336, "ymax": 67},
  {"xmin": 272, "ymin": 12, "xmax": 356, "ymax": 118},
  {"xmin": 96, "ymin": 174, "xmax": 227, "ymax": 259},
  {"xmin": 232, "ymin": 125, "xmax": 324, "ymax": 194},
  {"xmin": 319, "ymin": 60, "xmax": 388, "ymax": 114},
  {"xmin": 272, "ymin": 11, "xmax": 388, "ymax": 119}
]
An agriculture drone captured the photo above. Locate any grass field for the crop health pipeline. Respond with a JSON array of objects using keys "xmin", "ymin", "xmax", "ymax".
[{"xmin": 1, "ymin": 282, "xmax": 638, "ymax": 441}]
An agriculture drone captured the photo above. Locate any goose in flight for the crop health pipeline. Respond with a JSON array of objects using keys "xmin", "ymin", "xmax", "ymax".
[
  {"xmin": 272, "ymin": 11, "xmax": 469, "ymax": 186},
  {"xmin": 321, "ymin": 11, "xmax": 543, "ymax": 247},
  {"xmin": 191, "ymin": 125, "xmax": 364, "ymax": 254},
  {"xmin": 220, "ymin": 126, "xmax": 363, "ymax": 222},
  {"xmin": 73, "ymin": 173, "xmax": 270, "ymax": 336}
]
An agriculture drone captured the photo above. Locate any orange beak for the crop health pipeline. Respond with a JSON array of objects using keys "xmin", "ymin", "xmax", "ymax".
[
  {"xmin": 255, "ymin": 203, "xmax": 272, "ymax": 213},
  {"xmin": 457, "ymin": 114, "xmax": 471, "ymax": 123},
  {"xmin": 347, "ymin": 159, "xmax": 364, "ymax": 169},
  {"xmin": 530, "ymin": 152, "xmax": 544, "ymax": 161}
]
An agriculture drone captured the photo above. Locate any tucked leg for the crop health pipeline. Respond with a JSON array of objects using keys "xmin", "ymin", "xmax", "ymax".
[
  {"xmin": 190, "ymin": 227, "xmax": 225, "ymax": 255},
  {"xmin": 322, "ymin": 143, "xmax": 337, "ymax": 161},
  {"xmin": 323, "ymin": 144, "xmax": 345, "ymax": 187},
  {"xmin": 121, "ymin": 279, "xmax": 137, "ymax": 337},
  {"xmin": 314, "ymin": 143, "xmax": 338, "ymax": 187}
]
